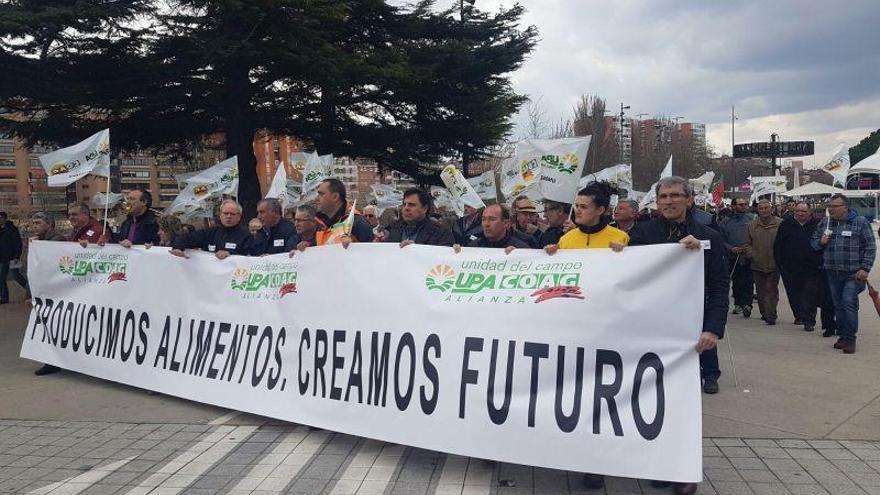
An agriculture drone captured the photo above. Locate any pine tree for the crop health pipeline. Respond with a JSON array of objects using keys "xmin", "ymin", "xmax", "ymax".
[{"xmin": 0, "ymin": 0, "xmax": 537, "ymax": 212}]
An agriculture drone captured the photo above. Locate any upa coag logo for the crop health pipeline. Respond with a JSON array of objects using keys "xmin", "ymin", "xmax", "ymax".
[
  {"xmin": 58, "ymin": 253, "xmax": 127, "ymax": 284},
  {"xmin": 425, "ymin": 265, "xmax": 455, "ymax": 292},
  {"xmin": 425, "ymin": 259, "xmax": 585, "ymax": 304},
  {"xmin": 230, "ymin": 262, "xmax": 298, "ymax": 301}
]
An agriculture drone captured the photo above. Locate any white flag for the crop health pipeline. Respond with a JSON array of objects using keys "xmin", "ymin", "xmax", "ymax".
[
  {"xmin": 440, "ymin": 165, "xmax": 485, "ymax": 217},
  {"xmin": 500, "ymin": 157, "xmax": 529, "ymax": 198},
  {"xmin": 90, "ymin": 192, "xmax": 124, "ymax": 208},
  {"xmin": 661, "ymin": 154, "xmax": 673, "ymax": 179},
  {"xmin": 689, "ymin": 171, "xmax": 715, "ymax": 197},
  {"xmin": 302, "ymin": 152, "xmax": 334, "ymax": 194},
  {"xmin": 749, "ymin": 181, "xmax": 778, "ymax": 204},
  {"xmin": 429, "ymin": 186, "xmax": 455, "ymax": 212},
  {"xmin": 638, "ymin": 156, "xmax": 674, "ymax": 211},
  {"xmin": 822, "ymin": 143, "xmax": 850, "ymax": 188},
  {"xmin": 163, "ymin": 156, "xmax": 238, "ymax": 220},
  {"xmin": 370, "ymin": 184, "xmax": 404, "ymax": 215},
  {"xmin": 174, "ymin": 170, "xmax": 199, "ymax": 190},
  {"xmin": 467, "ymin": 170, "xmax": 498, "ymax": 202},
  {"xmin": 579, "ymin": 164, "xmax": 633, "ymax": 192},
  {"xmin": 265, "ymin": 164, "xmax": 300, "ymax": 209},
  {"xmin": 514, "ymin": 137, "xmax": 591, "ymax": 203},
  {"xmin": 39, "ymin": 129, "xmax": 111, "ymax": 187}
]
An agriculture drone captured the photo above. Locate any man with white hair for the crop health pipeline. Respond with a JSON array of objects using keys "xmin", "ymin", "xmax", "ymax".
[{"xmin": 171, "ymin": 199, "xmax": 254, "ymax": 259}]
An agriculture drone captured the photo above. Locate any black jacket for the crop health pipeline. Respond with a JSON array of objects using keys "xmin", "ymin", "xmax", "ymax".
[
  {"xmin": 468, "ymin": 231, "xmax": 531, "ymax": 249},
  {"xmin": 511, "ymin": 228, "xmax": 540, "ymax": 248},
  {"xmin": 114, "ymin": 210, "xmax": 160, "ymax": 245},
  {"xmin": 629, "ymin": 216, "xmax": 729, "ymax": 338},
  {"xmin": 453, "ymin": 214, "xmax": 483, "ymax": 245},
  {"xmin": 253, "ymin": 218, "xmax": 300, "ymax": 255},
  {"xmin": 174, "ymin": 224, "xmax": 255, "ymax": 256},
  {"xmin": 539, "ymin": 225, "xmax": 565, "ymax": 247},
  {"xmin": 774, "ymin": 217, "xmax": 822, "ymax": 272},
  {"xmin": 385, "ymin": 218, "xmax": 455, "ymax": 246},
  {"xmin": 0, "ymin": 222, "xmax": 23, "ymax": 262}
]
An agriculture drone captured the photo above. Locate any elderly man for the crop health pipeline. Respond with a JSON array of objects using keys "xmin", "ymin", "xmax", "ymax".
[
  {"xmin": 538, "ymin": 200, "xmax": 571, "ymax": 247},
  {"xmin": 511, "ymin": 196, "xmax": 540, "ymax": 248},
  {"xmin": 171, "ymin": 199, "xmax": 253, "ymax": 259},
  {"xmin": 384, "ymin": 188, "xmax": 454, "ymax": 247},
  {"xmin": 106, "ymin": 188, "xmax": 160, "ymax": 247},
  {"xmin": 612, "ymin": 199, "xmax": 639, "ymax": 233},
  {"xmin": 811, "ymin": 194, "xmax": 876, "ymax": 354},
  {"xmin": 720, "ymin": 198, "xmax": 755, "ymax": 317},
  {"xmin": 315, "ymin": 178, "xmax": 374, "ymax": 245},
  {"xmin": 745, "ymin": 199, "xmax": 783, "ymax": 325},
  {"xmin": 453, "ymin": 204, "xmax": 529, "ymax": 253},
  {"xmin": 252, "ymin": 198, "xmax": 299, "ymax": 255},
  {"xmin": 625, "ymin": 176, "xmax": 728, "ymax": 495},
  {"xmin": 775, "ymin": 202, "xmax": 835, "ymax": 333},
  {"xmin": 67, "ymin": 202, "xmax": 106, "ymax": 244}
]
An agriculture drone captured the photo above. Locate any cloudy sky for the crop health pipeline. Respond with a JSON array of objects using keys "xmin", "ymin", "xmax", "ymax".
[{"xmin": 462, "ymin": 0, "xmax": 879, "ymax": 166}]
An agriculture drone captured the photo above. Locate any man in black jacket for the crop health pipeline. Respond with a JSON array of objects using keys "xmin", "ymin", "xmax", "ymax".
[
  {"xmin": 454, "ymin": 204, "xmax": 530, "ymax": 253},
  {"xmin": 627, "ymin": 176, "xmax": 729, "ymax": 495},
  {"xmin": 774, "ymin": 202, "xmax": 835, "ymax": 333},
  {"xmin": 385, "ymin": 188, "xmax": 454, "ymax": 247},
  {"xmin": 171, "ymin": 200, "xmax": 254, "ymax": 259},
  {"xmin": 252, "ymin": 198, "xmax": 300, "ymax": 255},
  {"xmin": 111, "ymin": 188, "xmax": 161, "ymax": 247},
  {"xmin": 0, "ymin": 211, "xmax": 26, "ymax": 304}
]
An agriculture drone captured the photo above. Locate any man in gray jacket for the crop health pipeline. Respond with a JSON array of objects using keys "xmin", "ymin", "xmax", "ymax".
[{"xmin": 720, "ymin": 198, "xmax": 755, "ymax": 317}]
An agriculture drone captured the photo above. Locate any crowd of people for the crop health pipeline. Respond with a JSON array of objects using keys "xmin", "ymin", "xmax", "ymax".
[{"xmin": 0, "ymin": 176, "xmax": 876, "ymax": 495}]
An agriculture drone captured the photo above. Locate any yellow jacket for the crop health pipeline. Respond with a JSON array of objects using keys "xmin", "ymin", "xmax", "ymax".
[{"xmin": 559, "ymin": 225, "xmax": 629, "ymax": 249}]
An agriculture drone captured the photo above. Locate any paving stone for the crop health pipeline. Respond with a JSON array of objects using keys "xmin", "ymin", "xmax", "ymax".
[
  {"xmin": 710, "ymin": 480, "xmax": 753, "ymax": 494},
  {"xmin": 721, "ymin": 447, "xmax": 757, "ymax": 458}
]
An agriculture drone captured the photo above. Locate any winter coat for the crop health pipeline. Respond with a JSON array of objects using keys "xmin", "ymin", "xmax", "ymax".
[
  {"xmin": 629, "ymin": 216, "xmax": 729, "ymax": 338},
  {"xmin": 745, "ymin": 216, "xmax": 783, "ymax": 273},
  {"xmin": 385, "ymin": 218, "xmax": 455, "ymax": 246}
]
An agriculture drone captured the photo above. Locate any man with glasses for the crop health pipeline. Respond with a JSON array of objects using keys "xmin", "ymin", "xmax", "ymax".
[
  {"xmin": 171, "ymin": 199, "xmax": 253, "ymax": 259},
  {"xmin": 538, "ymin": 200, "xmax": 571, "ymax": 247},
  {"xmin": 616, "ymin": 177, "xmax": 728, "ymax": 495},
  {"xmin": 290, "ymin": 204, "xmax": 323, "ymax": 252},
  {"xmin": 811, "ymin": 194, "xmax": 875, "ymax": 354},
  {"xmin": 720, "ymin": 198, "xmax": 755, "ymax": 317}
]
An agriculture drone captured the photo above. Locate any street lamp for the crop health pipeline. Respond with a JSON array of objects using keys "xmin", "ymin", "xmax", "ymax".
[{"xmin": 619, "ymin": 103, "xmax": 631, "ymax": 163}]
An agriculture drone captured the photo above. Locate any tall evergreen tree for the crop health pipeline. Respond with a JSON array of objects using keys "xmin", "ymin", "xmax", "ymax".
[{"xmin": 0, "ymin": 0, "xmax": 536, "ymax": 212}]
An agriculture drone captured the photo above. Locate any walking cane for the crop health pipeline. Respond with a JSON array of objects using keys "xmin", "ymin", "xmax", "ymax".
[{"xmin": 727, "ymin": 251, "xmax": 742, "ymax": 390}]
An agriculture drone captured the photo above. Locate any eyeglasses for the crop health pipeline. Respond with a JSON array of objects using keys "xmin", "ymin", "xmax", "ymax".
[{"xmin": 364, "ymin": 214, "xmax": 376, "ymax": 218}]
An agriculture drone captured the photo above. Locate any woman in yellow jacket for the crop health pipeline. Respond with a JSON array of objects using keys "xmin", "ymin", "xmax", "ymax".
[
  {"xmin": 545, "ymin": 182, "xmax": 628, "ymax": 255},
  {"xmin": 543, "ymin": 181, "xmax": 626, "ymax": 491}
]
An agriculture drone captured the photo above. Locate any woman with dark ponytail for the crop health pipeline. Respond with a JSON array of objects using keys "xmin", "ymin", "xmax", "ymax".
[{"xmin": 547, "ymin": 181, "xmax": 629, "ymax": 252}]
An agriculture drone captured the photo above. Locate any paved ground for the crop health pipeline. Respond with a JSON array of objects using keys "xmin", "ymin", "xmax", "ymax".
[{"xmin": 3, "ymin": 270, "xmax": 880, "ymax": 494}]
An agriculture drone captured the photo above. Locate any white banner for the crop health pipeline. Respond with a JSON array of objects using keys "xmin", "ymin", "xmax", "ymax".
[
  {"xmin": 39, "ymin": 129, "xmax": 111, "ymax": 187},
  {"xmin": 430, "ymin": 186, "xmax": 455, "ymax": 212},
  {"xmin": 514, "ymin": 137, "xmax": 592, "ymax": 203},
  {"xmin": 467, "ymin": 170, "xmax": 498, "ymax": 202},
  {"xmin": 440, "ymin": 165, "xmax": 486, "ymax": 217},
  {"xmin": 499, "ymin": 157, "xmax": 528, "ymax": 199},
  {"xmin": 265, "ymin": 164, "xmax": 300, "ymax": 209},
  {"xmin": 21, "ymin": 241, "xmax": 705, "ymax": 483}
]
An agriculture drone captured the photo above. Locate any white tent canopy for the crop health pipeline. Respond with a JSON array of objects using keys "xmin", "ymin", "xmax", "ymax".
[
  {"xmin": 849, "ymin": 152, "xmax": 880, "ymax": 174},
  {"xmin": 780, "ymin": 182, "xmax": 845, "ymax": 197}
]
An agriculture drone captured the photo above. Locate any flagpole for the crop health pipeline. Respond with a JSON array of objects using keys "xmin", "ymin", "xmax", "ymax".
[{"xmin": 102, "ymin": 174, "xmax": 111, "ymax": 235}]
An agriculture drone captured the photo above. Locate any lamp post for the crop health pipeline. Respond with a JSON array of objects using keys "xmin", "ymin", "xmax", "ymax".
[{"xmin": 619, "ymin": 103, "xmax": 630, "ymax": 163}]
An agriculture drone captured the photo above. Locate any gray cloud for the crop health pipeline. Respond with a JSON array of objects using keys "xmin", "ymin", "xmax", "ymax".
[{"xmin": 467, "ymin": 0, "xmax": 879, "ymax": 158}]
